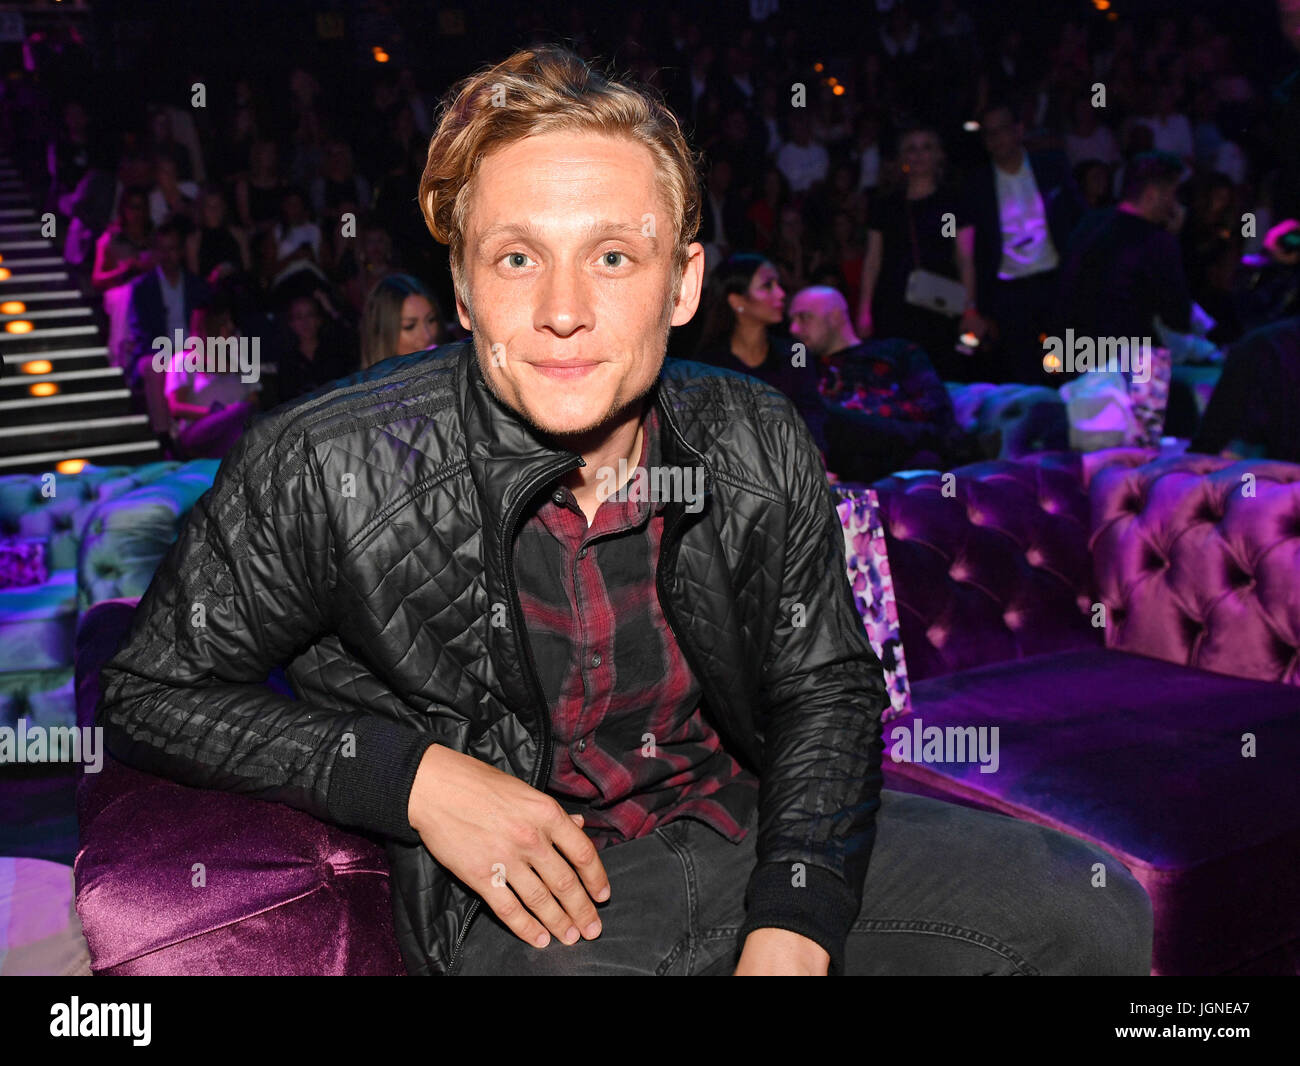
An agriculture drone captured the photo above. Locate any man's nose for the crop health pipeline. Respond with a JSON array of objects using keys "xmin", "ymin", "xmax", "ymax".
[{"xmin": 535, "ymin": 262, "xmax": 594, "ymax": 336}]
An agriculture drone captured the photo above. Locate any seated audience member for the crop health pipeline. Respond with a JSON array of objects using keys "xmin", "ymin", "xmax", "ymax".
[
  {"xmin": 1055, "ymin": 151, "xmax": 1191, "ymax": 361},
  {"xmin": 273, "ymin": 292, "xmax": 356, "ymax": 403},
  {"xmin": 694, "ymin": 253, "xmax": 829, "ymax": 458},
  {"xmin": 791, "ymin": 285, "xmax": 957, "ymax": 482},
  {"xmin": 162, "ymin": 297, "xmax": 260, "ymax": 459},
  {"xmin": 338, "ymin": 219, "xmax": 398, "ymax": 314},
  {"xmin": 268, "ymin": 186, "xmax": 330, "ymax": 306},
  {"xmin": 1190, "ymin": 316, "xmax": 1300, "ymax": 463},
  {"xmin": 125, "ymin": 219, "xmax": 211, "ymax": 388},
  {"xmin": 360, "ymin": 273, "xmax": 442, "ymax": 369},
  {"xmin": 1074, "ymin": 159, "xmax": 1114, "ymax": 210},
  {"xmin": 186, "ymin": 184, "xmax": 249, "ymax": 286},
  {"xmin": 148, "ymin": 152, "xmax": 199, "ymax": 227}
]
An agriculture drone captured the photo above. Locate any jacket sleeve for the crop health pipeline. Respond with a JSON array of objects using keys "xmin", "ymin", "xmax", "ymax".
[
  {"xmin": 96, "ymin": 414, "xmax": 434, "ymax": 845},
  {"xmin": 736, "ymin": 398, "xmax": 888, "ymax": 973}
]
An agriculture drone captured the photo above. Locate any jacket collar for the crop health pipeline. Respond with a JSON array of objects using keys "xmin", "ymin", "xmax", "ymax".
[{"xmin": 456, "ymin": 339, "xmax": 713, "ymax": 542}]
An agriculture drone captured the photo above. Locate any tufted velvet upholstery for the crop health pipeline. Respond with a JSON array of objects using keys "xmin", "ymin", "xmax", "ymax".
[
  {"xmin": 1091, "ymin": 454, "xmax": 1300, "ymax": 686},
  {"xmin": 73, "ymin": 599, "xmax": 406, "ymax": 975}
]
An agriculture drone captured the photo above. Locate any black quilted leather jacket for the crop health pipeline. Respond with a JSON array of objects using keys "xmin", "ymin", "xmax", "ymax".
[{"xmin": 98, "ymin": 338, "xmax": 886, "ymax": 974}]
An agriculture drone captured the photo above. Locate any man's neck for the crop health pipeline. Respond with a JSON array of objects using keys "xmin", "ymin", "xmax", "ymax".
[
  {"xmin": 160, "ymin": 266, "xmax": 182, "ymax": 286},
  {"xmin": 823, "ymin": 331, "xmax": 862, "ymax": 358},
  {"xmin": 556, "ymin": 400, "xmax": 647, "ymax": 527},
  {"xmin": 995, "ymin": 148, "xmax": 1026, "ymax": 175}
]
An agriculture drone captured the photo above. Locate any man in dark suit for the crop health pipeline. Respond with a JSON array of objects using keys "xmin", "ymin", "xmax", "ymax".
[
  {"xmin": 125, "ymin": 219, "xmax": 211, "ymax": 389},
  {"xmin": 958, "ymin": 99, "xmax": 1084, "ymax": 385}
]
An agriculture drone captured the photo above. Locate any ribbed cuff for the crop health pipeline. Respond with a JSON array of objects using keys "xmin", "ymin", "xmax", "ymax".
[
  {"xmin": 327, "ymin": 716, "xmax": 435, "ymax": 845},
  {"xmin": 738, "ymin": 861, "xmax": 859, "ymax": 976}
]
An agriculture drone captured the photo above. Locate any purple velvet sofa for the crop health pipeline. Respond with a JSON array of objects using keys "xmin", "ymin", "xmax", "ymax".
[{"xmin": 72, "ymin": 450, "xmax": 1300, "ymax": 975}]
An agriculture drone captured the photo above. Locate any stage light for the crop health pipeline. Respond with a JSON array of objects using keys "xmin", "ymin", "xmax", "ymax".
[
  {"xmin": 964, "ymin": 120, "xmax": 980, "ymax": 131},
  {"xmin": 5, "ymin": 320, "xmax": 33, "ymax": 333},
  {"xmin": 833, "ymin": 85, "xmax": 845, "ymax": 96},
  {"xmin": 372, "ymin": 46, "xmax": 390, "ymax": 63},
  {"xmin": 813, "ymin": 62, "xmax": 824, "ymax": 73},
  {"xmin": 30, "ymin": 382, "xmax": 58, "ymax": 397},
  {"xmin": 56, "ymin": 459, "xmax": 87, "ymax": 475},
  {"xmin": 21, "ymin": 360, "xmax": 52, "ymax": 374},
  {"xmin": 1, "ymin": 300, "xmax": 26, "ymax": 313}
]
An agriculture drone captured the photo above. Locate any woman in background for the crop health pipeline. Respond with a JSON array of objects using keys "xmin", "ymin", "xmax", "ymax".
[
  {"xmin": 360, "ymin": 273, "xmax": 442, "ymax": 369},
  {"xmin": 693, "ymin": 252, "xmax": 828, "ymax": 460}
]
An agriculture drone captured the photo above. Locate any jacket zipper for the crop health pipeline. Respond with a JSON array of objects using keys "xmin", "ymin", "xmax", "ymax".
[{"xmin": 447, "ymin": 453, "xmax": 584, "ymax": 972}]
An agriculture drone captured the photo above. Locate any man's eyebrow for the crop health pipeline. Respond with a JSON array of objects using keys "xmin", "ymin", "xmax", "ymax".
[{"xmin": 474, "ymin": 218, "xmax": 659, "ymax": 253}]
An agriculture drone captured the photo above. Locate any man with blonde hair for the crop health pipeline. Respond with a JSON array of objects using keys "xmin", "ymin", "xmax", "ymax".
[{"xmin": 99, "ymin": 46, "xmax": 1152, "ymax": 976}]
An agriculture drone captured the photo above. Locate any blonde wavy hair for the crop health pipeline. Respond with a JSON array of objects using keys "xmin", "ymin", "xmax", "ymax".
[{"xmin": 417, "ymin": 45, "xmax": 702, "ymax": 314}]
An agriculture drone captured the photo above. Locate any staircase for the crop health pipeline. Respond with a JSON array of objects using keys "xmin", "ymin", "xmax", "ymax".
[{"xmin": 0, "ymin": 157, "xmax": 161, "ymax": 475}]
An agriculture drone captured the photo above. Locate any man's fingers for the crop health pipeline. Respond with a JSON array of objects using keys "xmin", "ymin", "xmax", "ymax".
[
  {"xmin": 551, "ymin": 815, "xmax": 611, "ymax": 906},
  {"xmin": 484, "ymin": 870, "xmax": 552, "ymax": 949},
  {"xmin": 502, "ymin": 866, "xmax": 580, "ymax": 946},
  {"xmin": 530, "ymin": 847, "xmax": 603, "ymax": 940}
]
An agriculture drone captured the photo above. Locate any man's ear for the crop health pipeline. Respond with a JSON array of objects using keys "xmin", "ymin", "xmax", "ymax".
[{"xmin": 670, "ymin": 242, "xmax": 707, "ymax": 328}]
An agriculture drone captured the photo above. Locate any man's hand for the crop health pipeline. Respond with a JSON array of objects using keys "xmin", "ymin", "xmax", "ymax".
[
  {"xmin": 733, "ymin": 928, "xmax": 831, "ymax": 975},
  {"xmin": 960, "ymin": 306, "xmax": 990, "ymax": 341},
  {"xmin": 407, "ymin": 743, "xmax": 610, "ymax": 949}
]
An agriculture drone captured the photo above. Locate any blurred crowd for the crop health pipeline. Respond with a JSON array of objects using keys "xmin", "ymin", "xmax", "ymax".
[{"xmin": 13, "ymin": 0, "xmax": 1300, "ymax": 466}]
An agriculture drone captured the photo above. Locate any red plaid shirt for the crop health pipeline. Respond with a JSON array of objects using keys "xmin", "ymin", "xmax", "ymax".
[{"xmin": 513, "ymin": 403, "xmax": 759, "ymax": 849}]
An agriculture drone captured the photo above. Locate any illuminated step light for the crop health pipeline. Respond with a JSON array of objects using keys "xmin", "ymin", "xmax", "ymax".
[
  {"xmin": 372, "ymin": 46, "xmax": 389, "ymax": 63},
  {"xmin": 21, "ymin": 359, "xmax": 52, "ymax": 374},
  {"xmin": 30, "ymin": 382, "xmax": 58, "ymax": 397},
  {"xmin": 5, "ymin": 319, "xmax": 33, "ymax": 333},
  {"xmin": 0, "ymin": 300, "xmax": 26, "ymax": 313},
  {"xmin": 56, "ymin": 458, "xmax": 87, "ymax": 475},
  {"xmin": 0, "ymin": 268, "xmax": 11, "ymax": 280},
  {"xmin": 1043, "ymin": 352, "xmax": 1063, "ymax": 373}
]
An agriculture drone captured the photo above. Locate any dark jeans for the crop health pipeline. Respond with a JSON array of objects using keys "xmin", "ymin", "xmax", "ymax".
[
  {"xmin": 986, "ymin": 270, "xmax": 1060, "ymax": 386},
  {"xmin": 452, "ymin": 789, "xmax": 1154, "ymax": 976}
]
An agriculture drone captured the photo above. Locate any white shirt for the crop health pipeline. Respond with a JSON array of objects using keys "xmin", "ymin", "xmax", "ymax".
[
  {"xmin": 157, "ymin": 267, "xmax": 188, "ymax": 336},
  {"xmin": 995, "ymin": 158, "xmax": 1059, "ymax": 280},
  {"xmin": 272, "ymin": 222, "xmax": 327, "ymax": 287},
  {"xmin": 149, "ymin": 181, "xmax": 199, "ymax": 227},
  {"xmin": 163, "ymin": 335, "xmax": 256, "ymax": 414},
  {"xmin": 776, "ymin": 140, "xmax": 829, "ymax": 193}
]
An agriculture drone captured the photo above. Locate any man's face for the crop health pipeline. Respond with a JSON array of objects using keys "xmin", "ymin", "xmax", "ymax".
[
  {"xmin": 456, "ymin": 131, "xmax": 704, "ymax": 439},
  {"xmin": 153, "ymin": 232, "xmax": 181, "ymax": 275},
  {"xmin": 787, "ymin": 293, "xmax": 833, "ymax": 357},
  {"xmin": 981, "ymin": 107, "xmax": 1021, "ymax": 162}
]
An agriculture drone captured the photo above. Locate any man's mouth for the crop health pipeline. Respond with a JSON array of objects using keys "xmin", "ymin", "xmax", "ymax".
[{"xmin": 528, "ymin": 360, "xmax": 602, "ymax": 380}]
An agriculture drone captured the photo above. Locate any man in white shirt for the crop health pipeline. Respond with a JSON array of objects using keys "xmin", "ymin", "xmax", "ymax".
[{"xmin": 959, "ymin": 101, "xmax": 1083, "ymax": 384}]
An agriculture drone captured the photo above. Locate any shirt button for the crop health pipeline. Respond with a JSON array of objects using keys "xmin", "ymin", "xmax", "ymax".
[
  {"xmin": 578, "ymin": 547, "xmax": 588, "ymax": 559},
  {"xmin": 590, "ymin": 652, "xmax": 602, "ymax": 667},
  {"xmin": 576, "ymin": 737, "xmax": 587, "ymax": 752}
]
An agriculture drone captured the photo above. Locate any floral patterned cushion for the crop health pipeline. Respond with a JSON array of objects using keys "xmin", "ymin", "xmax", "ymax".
[
  {"xmin": 835, "ymin": 488, "xmax": 912, "ymax": 722},
  {"xmin": 0, "ymin": 538, "xmax": 49, "ymax": 590}
]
